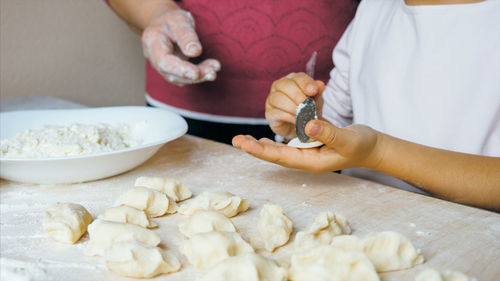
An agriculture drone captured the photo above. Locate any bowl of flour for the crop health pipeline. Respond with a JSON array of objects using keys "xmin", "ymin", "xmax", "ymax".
[{"xmin": 0, "ymin": 106, "xmax": 187, "ymax": 184}]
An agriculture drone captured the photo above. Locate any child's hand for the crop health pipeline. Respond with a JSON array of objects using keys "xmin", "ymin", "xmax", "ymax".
[
  {"xmin": 265, "ymin": 73, "xmax": 325, "ymax": 139},
  {"xmin": 232, "ymin": 120, "xmax": 382, "ymax": 172}
]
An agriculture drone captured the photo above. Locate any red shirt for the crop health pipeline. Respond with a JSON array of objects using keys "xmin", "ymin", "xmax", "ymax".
[{"xmin": 119, "ymin": 0, "xmax": 357, "ymax": 123}]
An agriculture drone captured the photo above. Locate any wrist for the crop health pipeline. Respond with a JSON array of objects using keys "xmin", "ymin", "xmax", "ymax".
[
  {"xmin": 109, "ymin": 0, "xmax": 178, "ymax": 32},
  {"xmin": 360, "ymin": 130, "xmax": 387, "ymax": 170}
]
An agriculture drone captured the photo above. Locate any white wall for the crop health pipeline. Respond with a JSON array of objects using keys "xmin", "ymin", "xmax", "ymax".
[{"xmin": 0, "ymin": 0, "xmax": 146, "ymax": 106}]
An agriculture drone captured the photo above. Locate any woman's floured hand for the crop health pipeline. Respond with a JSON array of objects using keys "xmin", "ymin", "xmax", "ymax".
[
  {"xmin": 232, "ymin": 120, "xmax": 383, "ymax": 173},
  {"xmin": 141, "ymin": 8, "xmax": 221, "ymax": 85}
]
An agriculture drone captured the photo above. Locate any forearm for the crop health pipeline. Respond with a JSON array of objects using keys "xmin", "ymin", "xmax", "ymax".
[
  {"xmin": 108, "ymin": 0, "xmax": 177, "ymax": 33},
  {"xmin": 369, "ymin": 133, "xmax": 500, "ymax": 210}
]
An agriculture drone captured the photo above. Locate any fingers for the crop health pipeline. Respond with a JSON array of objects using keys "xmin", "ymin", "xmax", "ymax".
[
  {"xmin": 198, "ymin": 59, "xmax": 221, "ymax": 82},
  {"xmin": 273, "ymin": 77, "xmax": 308, "ymax": 105},
  {"xmin": 267, "ymin": 90, "xmax": 298, "ymax": 116},
  {"xmin": 305, "ymin": 120, "xmax": 354, "ymax": 151},
  {"xmin": 164, "ymin": 10, "xmax": 202, "ymax": 57}
]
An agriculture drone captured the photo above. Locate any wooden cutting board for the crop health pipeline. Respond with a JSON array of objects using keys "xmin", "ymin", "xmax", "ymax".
[{"xmin": 1, "ymin": 135, "xmax": 498, "ymax": 281}]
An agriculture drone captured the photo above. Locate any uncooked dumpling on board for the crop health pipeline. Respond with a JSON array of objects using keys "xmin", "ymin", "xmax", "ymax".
[
  {"xmin": 361, "ymin": 231, "xmax": 424, "ymax": 272},
  {"xmin": 415, "ymin": 269, "xmax": 477, "ymax": 281},
  {"xmin": 330, "ymin": 235, "xmax": 362, "ymax": 251},
  {"xmin": 43, "ymin": 202, "xmax": 93, "ymax": 244},
  {"xmin": 180, "ymin": 231, "xmax": 254, "ymax": 270},
  {"xmin": 258, "ymin": 204, "xmax": 293, "ymax": 252},
  {"xmin": 85, "ymin": 219, "xmax": 160, "ymax": 256},
  {"xmin": 287, "ymin": 137, "xmax": 323, "ymax": 148},
  {"xmin": 200, "ymin": 253, "xmax": 288, "ymax": 281},
  {"xmin": 178, "ymin": 191, "xmax": 249, "ymax": 217},
  {"xmin": 114, "ymin": 186, "xmax": 178, "ymax": 217},
  {"xmin": 105, "ymin": 242, "xmax": 180, "ymax": 278},
  {"xmin": 98, "ymin": 205, "xmax": 157, "ymax": 228},
  {"xmin": 135, "ymin": 176, "xmax": 192, "ymax": 202},
  {"xmin": 294, "ymin": 211, "xmax": 351, "ymax": 251},
  {"xmin": 289, "ymin": 246, "xmax": 379, "ymax": 281},
  {"xmin": 178, "ymin": 211, "xmax": 237, "ymax": 238}
]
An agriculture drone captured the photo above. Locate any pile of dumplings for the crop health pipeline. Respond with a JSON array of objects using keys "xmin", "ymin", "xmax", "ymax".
[{"xmin": 43, "ymin": 176, "xmax": 478, "ymax": 281}]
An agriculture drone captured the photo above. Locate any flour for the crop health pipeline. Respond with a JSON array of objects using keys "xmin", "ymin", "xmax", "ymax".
[{"xmin": 0, "ymin": 123, "xmax": 141, "ymax": 158}]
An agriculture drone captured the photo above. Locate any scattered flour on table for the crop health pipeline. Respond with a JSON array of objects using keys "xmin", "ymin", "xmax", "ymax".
[{"xmin": 0, "ymin": 123, "xmax": 142, "ymax": 158}]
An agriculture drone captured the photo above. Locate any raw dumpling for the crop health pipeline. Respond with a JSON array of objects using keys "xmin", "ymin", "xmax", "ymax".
[
  {"xmin": 415, "ymin": 269, "xmax": 477, "ymax": 281},
  {"xmin": 289, "ymin": 246, "xmax": 379, "ymax": 281},
  {"xmin": 258, "ymin": 204, "xmax": 293, "ymax": 252},
  {"xmin": 199, "ymin": 253, "xmax": 287, "ymax": 281},
  {"xmin": 294, "ymin": 211, "xmax": 351, "ymax": 251},
  {"xmin": 98, "ymin": 205, "xmax": 157, "ymax": 228},
  {"xmin": 178, "ymin": 191, "xmax": 249, "ymax": 217},
  {"xmin": 114, "ymin": 187, "xmax": 177, "ymax": 217},
  {"xmin": 135, "ymin": 176, "xmax": 192, "ymax": 202},
  {"xmin": 105, "ymin": 242, "xmax": 181, "ymax": 278},
  {"xmin": 43, "ymin": 202, "xmax": 93, "ymax": 244},
  {"xmin": 330, "ymin": 235, "xmax": 362, "ymax": 251},
  {"xmin": 180, "ymin": 231, "xmax": 254, "ymax": 270},
  {"xmin": 178, "ymin": 211, "xmax": 237, "ymax": 238},
  {"xmin": 85, "ymin": 219, "xmax": 160, "ymax": 256},
  {"xmin": 361, "ymin": 231, "xmax": 424, "ymax": 272}
]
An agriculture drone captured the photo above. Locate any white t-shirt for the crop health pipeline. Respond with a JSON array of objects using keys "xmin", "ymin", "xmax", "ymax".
[{"xmin": 322, "ymin": 0, "xmax": 500, "ymax": 193}]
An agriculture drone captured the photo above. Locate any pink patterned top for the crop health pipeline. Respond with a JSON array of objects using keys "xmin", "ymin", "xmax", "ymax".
[{"xmin": 113, "ymin": 0, "xmax": 357, "ymax": 123}]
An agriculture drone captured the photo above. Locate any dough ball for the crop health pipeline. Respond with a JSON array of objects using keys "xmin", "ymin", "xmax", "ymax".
[
  {"xmin": 289, "ymin": 246, "xmax": 379, "ymax": 281},
  {"xmin": 294, "ymin": 211, "xmax": 351, "ymax": 251},
  {"xmin": 105, "ymin": 242, "xmax": 180, "ymax": 278},
  {"xmin": 85, "ymin": 219, "xmax": 160, "ymax": 256},
  {"xmin": 200, "ymin": 253, "xmax": 287, "ymax": 281},
  {"xmin": 415, "ymin": 269, "xmax": 477, "ymax": 281},
  {"xmin": 98, "ymin": 205, "xmax": 157, "ymax": 228},
  {"xmin": 114, "ymin": 187, "xmax": 177, "ymax": 217},
  {"xmin": 135, "ymin": 176, "xmax": 192, "ymax": 202},
  {"xmin": 178, "ymin": 191, "xmax": 249, "ymax": 218},
  {"xmin": 361, "ymin": 231, "xmax": 424, "ymax": 272},
  {"xmin": 178, "ymin": 211, "xmax": 237, "ymax": 238},
  {"xmin": 287, "ymin": 137, "xmax": 323, "ymax": 148},
  {"xmin": 330, "ymin": 235, "xmax": 362, "ymax": 251},
  {"xmin": 180, "ymin": 231, "xmax": 254, "ymax": 270},
  {"xmin": 258, "ymin": 204, "xmax": 293, "ymax": 252},
  {"xmin": 43, "ymin": 202, "xmax": 93, "ymax": 244}
]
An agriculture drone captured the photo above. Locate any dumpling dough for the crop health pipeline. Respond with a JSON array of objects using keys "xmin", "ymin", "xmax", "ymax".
[
  {"xmin": 361, "ymin": 231, "xmax": 424, "ymax": 272},
  {"xmin": 289, "ymin": 246, "xmax": 379, "ymax": 281},
  {"xmin": 178, "ymin": 191, "xmax": 249, "ymax": 217},
  {"xmin": 288, "ymin": 137, "xmax": 323, "ymax": 148},
  {"xmin": 415, "ymin": 269, "xmax": 477, "ymax": 281},
  {"xmin": 294, "ymin": 211, "xmax": 351, "ymax": 251},
  {"xmin": 135, "ymin": 176, "xmax": 192, "ymax": 202},
  {"xmin": 258, "ymin": 204, "xmax": 293, "ymax": 252},
  {"xmin": 180, "ymin": 231, "xmax": 254, "ymax": 270},
  {"xmin": 330, "ymin": 235, "xmax": 362, "ymax": 251},
  {"xmin": 85, "ymin": 219, "xmax": 160, "ymax": 256},
  {"xmin": 43, "ymin": 202, "xmax": 93, "ymax": 244},
  {"xmin": 105, "ymin": 242, "xmax": 181, "ymax": 278},
  {"xmin": 114, "ymin": 187, "xmax": 178, "ymax": 217},
  {"xmin": 98, "ymin": 205, "xmax": 157, "ymax": 228},
  {"xmin": 178, "ymin": 211, "xmax": 237, "ymax": 238},
  {"xmin": 200, "ymin": 253, "xmax": 287, "ymax": 281}
]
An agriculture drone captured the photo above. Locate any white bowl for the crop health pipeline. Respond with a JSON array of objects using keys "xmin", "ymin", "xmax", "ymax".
[{"xmin": 0, "ymin": 106, "xmax": 187, "ymax": 184}]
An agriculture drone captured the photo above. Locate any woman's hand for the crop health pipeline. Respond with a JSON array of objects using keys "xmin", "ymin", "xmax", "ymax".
[
  {"xmin": 141, "ymin": 6, "xmax": 221, "ymax": 85},
  {"xmin": 233, "ymin": 120, "xmax": 382, "ymax": 173},
  {"xmin": 265, "ymin": 73, "xmax": 325, "ymax": 139}
]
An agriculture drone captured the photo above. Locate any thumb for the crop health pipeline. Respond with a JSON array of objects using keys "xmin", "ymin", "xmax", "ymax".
[
  {"xmin": 305, "ymin": 120, "xmax": 352, "ymax": 149},
  {"xmin": 166, "ymin": 10, "xmax": 202, "ymax": 57}
]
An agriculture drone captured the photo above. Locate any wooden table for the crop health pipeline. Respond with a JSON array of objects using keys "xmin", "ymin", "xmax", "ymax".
[{"xmin": 1, "ymin": 136, "xmax": 499, "ymax": 280}]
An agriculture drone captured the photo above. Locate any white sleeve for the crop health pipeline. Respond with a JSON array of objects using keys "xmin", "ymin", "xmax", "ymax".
[{"xmin": 322, "ymin": 20, "xmax": 354, "ymax": 128}]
